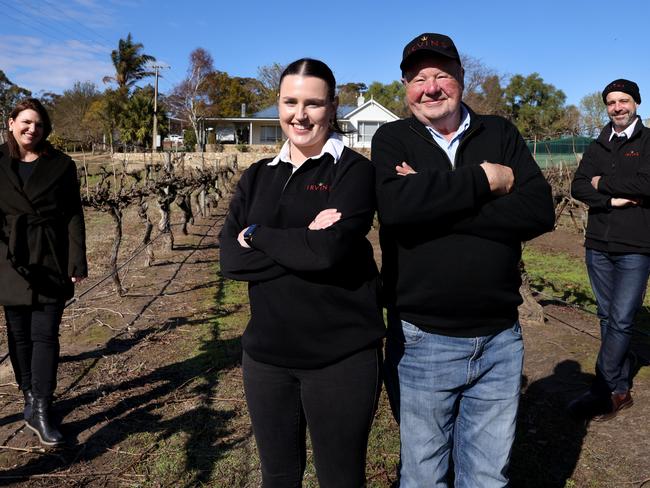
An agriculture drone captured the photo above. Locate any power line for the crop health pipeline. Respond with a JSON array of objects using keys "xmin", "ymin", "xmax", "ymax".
[
  {"xmin": 0, "ymin": 0, "xmax": 113, "ymax": 53},
  {"xmin": 39, "ymin": 0, "xmax": 116, "ymax": 47},
  {"xmin": 0, "ymin": 4, "xmax": 74, "ymax": 47},
  {"xmin": 2, "ymin": 1, "xmax": 187, "ymax": 94}
]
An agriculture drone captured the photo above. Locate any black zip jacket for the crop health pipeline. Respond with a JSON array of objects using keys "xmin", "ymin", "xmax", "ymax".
[
  {"xmin": 571, "ymin": 117, "xmax": 650, "ymax": 253},
  {"xmin": 219, "ymin": 147, "xmax": 385, "ymax": 368},
  {"xmin": 0, "ymin": 144, "xmax": 87, "ymax": 305},
  {"xmin": 372, "ymin": 107, "xmax": 555, "ymax": 337}
]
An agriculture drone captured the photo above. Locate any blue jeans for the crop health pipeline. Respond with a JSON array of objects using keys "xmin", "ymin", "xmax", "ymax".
[
  {"xmin": 385, "ymin": 316, "xmax": 523, "ymax": 488},
  {"xmin": 586, "ymin": 248, "xmax": 650, "ymax": 394}
]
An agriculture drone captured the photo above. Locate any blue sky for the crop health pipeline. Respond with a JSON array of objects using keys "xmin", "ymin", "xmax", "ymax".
[{"xmin": 1, "ymin": 0, "xmax": 649, "ymax": 111}]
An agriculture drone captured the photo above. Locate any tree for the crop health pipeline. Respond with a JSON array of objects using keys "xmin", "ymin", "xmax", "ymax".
[
  {"xmin": 365, "ymin": 81, "xmax": 409, "ymax": 117},
  {"xmin": 204, "ymin": 71, "xmax": 265, "ymax": 117},
  {"xmin": 103, "ymin": 33, "xmax": 156, "ymax": 91},
  {"xmin": 337, "ymin": 82, "xmax": 367, "ymax": 107},
  {"xmin": 463, "ymin": 74, "xmax": 507, "ymax": 116},
  {"xmin": 504, "ymin": 73, "xmax": 569, "ymax": 139},
  {"xmin": 168, "ymin": 48, "xmax": 215, "ymax": 146},
  {"xmin": 562, "ymin": 105, "xmax": 581, "ymax": 136},
  {"xmin": 460, "ymin": 54, "xmax": 497, "ymax": 102},
  {"xmin": 579, "ymin": 91, "xmax": 608, "ymax": 137},
  {"xmin": 458, "ymin": 55, "xmax": 508, "ymax": 116},
  {"xmin": 0, "ymin": 70, "xmax": 31, "ymax": 141},
  {"xmin": 49, "ymin": 81, "xmax": 102, "ymax": 147},
  {"xmin": 183, "ymin": 128, "xmax": 197, "ymax": 148},
  {"xmin": 84, "ymin": 89, "xmax": 127, "ymax": 152},
  {"xmin": 257, "ymin": 62, "xmax": 286, "ymax": 108},
  {"xmin": 38, "ymin": 92, "xmax": 61, "ymax": 113},
  {"xmin": 119, "ymin": 85, "xmax": 168, "ymax": 148}
]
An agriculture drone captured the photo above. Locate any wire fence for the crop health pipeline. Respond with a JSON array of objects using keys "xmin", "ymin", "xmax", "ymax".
[{"xmin": 527, "ymin": 135, "xmax": 594, "ymax": 169}]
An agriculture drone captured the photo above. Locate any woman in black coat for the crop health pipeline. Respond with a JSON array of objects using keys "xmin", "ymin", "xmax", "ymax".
[{"xmin": 0, "ymin": 98, "xmax": 87, "ymax": 446}]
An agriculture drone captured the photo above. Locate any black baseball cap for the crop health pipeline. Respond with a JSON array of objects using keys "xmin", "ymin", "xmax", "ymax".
[
  {"xmin": 602, "ymin": 79, "xmax": 641, "ymax": 104},
  {"xmin": 400, "ymin": 33, "xmax": 461, "ymax": 73}
]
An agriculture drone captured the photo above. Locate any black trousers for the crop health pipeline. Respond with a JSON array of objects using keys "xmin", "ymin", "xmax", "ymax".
[
  {"xmin": 4, "ymin": 303, "xmax": 64, "ymax": 398},
  {"xmin": 242, "ymin": 346, "xmax": 382, "ymax": 488}
]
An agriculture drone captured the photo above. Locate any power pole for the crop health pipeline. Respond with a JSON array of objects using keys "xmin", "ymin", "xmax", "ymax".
[{"xmin": 151, "ymin": 64, "xmax": 169, "ymax": 155}]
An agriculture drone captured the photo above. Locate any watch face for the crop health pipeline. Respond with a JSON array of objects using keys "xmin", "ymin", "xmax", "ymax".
[{"xmin": 244, "ymin": 224, "xmax": 257, "ymax": 238}]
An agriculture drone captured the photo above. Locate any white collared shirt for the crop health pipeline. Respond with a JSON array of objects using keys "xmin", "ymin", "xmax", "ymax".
[
  {"xmin": 425, "ymin": 105, "xmax": 471, "ymax": 168},
  {"xmin": 609, "ymin": 117, "xmax": 638, "ymax": 141},
  {"xmin": 268, "ymin": 133, "xmax": 345, "ymax": 172}
]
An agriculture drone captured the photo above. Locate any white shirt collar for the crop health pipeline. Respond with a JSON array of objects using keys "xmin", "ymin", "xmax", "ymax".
[
  {"xmin": 425, "ymin": 104, "xmax": 471, "ymax": 143},
  {"xmin": 268, "ymin": 133, "xmax": 345, "ymax": 167},
  {"xmin": 609, "ymin": 117, "xmax": 638, "ymax": 141}
]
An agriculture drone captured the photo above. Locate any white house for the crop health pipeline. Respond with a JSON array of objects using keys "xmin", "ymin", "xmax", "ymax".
[
  {"xmin": 201, "ymin": 96, "xmax": 399, "ymax": 149},
  {"xmin": 339, "ymin": 96, "xmax": 401, "ymax": 148}
]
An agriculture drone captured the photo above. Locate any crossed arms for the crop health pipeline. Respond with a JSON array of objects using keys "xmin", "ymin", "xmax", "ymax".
[{"xmin": 372, "ymin": 122, "xmax": 555, "ymax": 242}]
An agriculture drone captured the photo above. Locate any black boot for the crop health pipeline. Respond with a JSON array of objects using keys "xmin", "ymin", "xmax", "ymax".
[
  {"xmin": 22, "ymin": 389, "xmax": 34, "ymax": 421},
  {"xmin": 25, "ymin": 397, "xmax": 64, "ymax": 446}
]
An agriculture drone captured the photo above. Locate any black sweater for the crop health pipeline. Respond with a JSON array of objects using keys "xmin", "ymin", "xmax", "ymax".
[
  {"xmin": 372, "ymin": 108, "xmax": 555, "ymax": 337},
  {"xmin": 219, "ymin": 147, "xmax": 385, "ymax": 368},
  {"xmin": 571, "ymin": 117, "xmax": 650, "ymax": 253}
]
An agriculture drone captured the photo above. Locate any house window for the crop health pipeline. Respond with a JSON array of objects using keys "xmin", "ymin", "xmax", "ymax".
[
  {"xmin": 261, "ymin": 125, "xmax": 283, "ymax": 143},
  {"xmin": 357, "ymin": 121, "xmax": 382, "ymax": 143}
]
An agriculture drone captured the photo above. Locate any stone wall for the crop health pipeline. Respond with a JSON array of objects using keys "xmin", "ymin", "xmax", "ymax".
[
  {"xmin": 111, "ymin": 151, "xmax": 231, "ymax": 166},
  {"xmin": 110, "ymin": 147, "xmax": 370, "ymax": 171}
]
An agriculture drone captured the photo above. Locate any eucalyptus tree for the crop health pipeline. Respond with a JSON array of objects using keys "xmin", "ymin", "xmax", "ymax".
[{"xmin": 0, "ymin": 70, "xmax": 31, "ymax": 142}]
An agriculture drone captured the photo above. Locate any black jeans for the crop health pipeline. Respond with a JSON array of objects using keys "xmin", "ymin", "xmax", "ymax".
[
  {"xmin": 4, "ymin": 303, "xmax": 64, "ymax": 398},
  {"xmin": 243, "ymin": 346, "xmax": 382, "ymax": 488}
]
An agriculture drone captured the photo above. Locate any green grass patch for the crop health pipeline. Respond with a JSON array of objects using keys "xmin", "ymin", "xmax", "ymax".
[
  {"xmin": 113, "ymin": 246, "xmax": 645, "ymax": 487},
  {"xmin": 109, "ymin": 263, "xmax": 256, "ymax": 487},
  {"xmin": 73, "ymin": 319, "xmax": 116, "ymax": 347},
  {"xmin": 126, "ymin": 432, "xmax": 200, "ymax": 487},
  {"xmin": 366, "ymin": 393, "xmax": 400, "ymax": 486},
  {"xmin": 523, "ymin": 246, "xmax": 650, "ymax": 337},
  {"xmin": 523, "ymin": 246, "xmax": 596, "ymax": 312}
]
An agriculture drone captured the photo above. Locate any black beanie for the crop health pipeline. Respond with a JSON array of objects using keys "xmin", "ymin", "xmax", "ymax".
[{"xmin": 602, "ymin": 79, "xmax": 641, "ymax": 104}]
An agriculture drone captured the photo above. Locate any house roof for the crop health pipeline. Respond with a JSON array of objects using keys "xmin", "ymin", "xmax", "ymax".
[{"xmin": 343, "ymin": 99, "xmax": 400, "ymax": 120}]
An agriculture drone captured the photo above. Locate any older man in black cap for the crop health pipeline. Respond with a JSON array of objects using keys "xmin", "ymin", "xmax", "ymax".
[
  {"xmin": 570, "ymin": 79, "xmax": 650, "ymax": 422},
  {"xmin": 372, "ymin": 33, "xmax": 555, "ymax": 487}
]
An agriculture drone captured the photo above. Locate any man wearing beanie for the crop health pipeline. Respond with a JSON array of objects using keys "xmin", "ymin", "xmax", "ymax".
[
  {"xmin": 372, "ymin": 33, "xmax": 555, "ymax": 487},
  {"xmin": 570, "ymin": 79, "xmax": 650, "ymax": 421}
]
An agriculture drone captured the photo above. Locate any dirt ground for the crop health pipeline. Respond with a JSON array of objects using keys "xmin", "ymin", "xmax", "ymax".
[{"xmin": 0, "ymin": 197, "xmax": 648, "ymax": 487}]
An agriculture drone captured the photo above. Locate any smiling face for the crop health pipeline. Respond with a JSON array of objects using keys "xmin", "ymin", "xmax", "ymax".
[
  {"xmin": 9, "ymin": 108, "xmax": 44, "ymax": 155},
  {"xmin": 278, "ymin": 74, "xmax": 337, "ymax": 164},
  {"xmin": 606, "ymin": 91, "xmax": 638, "ymax": 132},
  {"xmin": 402, "ymin": 56, "xmax": 464, "ymax": 133}
]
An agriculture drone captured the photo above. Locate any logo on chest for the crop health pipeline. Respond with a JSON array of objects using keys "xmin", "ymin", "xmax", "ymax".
[
  {"xmin": 305, "ymin": 182, "xmax": 331, "ymax": 192},
  {"xmin": 624, "ymin": 150, "xmax": 640, "ymax": 157}
]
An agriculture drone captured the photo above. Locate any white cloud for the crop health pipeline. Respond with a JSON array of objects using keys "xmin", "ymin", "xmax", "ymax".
[
  {"xmin": 0, "ymin": 35, "xmax": 114, "ymax": 94},
  {"xmin": 56, "ymin": 0, "xmax": 117, "ymax": 29}
]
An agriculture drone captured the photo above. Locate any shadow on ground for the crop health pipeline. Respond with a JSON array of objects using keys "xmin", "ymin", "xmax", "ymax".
[
  {"xmin": 510, "ymin": 322, "xmax": 650, "ymax": 488},
  {"xmin": 0, "ymin": 270, "xmax": 246, "ymax": 486},
  {"xmin": 510, "ymin": 360, "xmax": 590, "ymax": 488}
]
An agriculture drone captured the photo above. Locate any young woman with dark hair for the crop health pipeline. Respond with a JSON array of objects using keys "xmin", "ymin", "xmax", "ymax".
[
  {"xmin": 220, "ymin": 58, "xmax": 384, "ymax": 487},
  {"xmin": 0, "ymin": 98, "xmax": 87, "ymax": 446}
]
